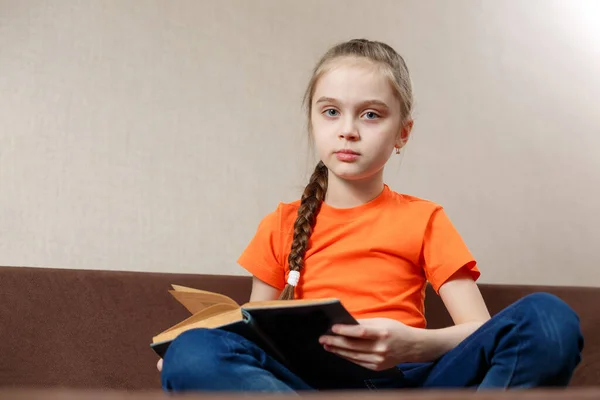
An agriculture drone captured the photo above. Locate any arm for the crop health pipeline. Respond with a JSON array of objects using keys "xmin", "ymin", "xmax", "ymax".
[
  {"xmin": 249, "ymin": 276, "xmax": 281, "ymax": 301},
  {"xmin": 319, "ymin": 268, "xmax": 491, "ymax": 370},
  {"xmin": 411, "ymin": 268, "xmax": 491, "ymax": 362}
]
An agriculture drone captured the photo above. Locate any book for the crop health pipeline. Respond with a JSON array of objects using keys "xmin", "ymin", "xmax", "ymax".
[{"xmin": 152, "ymin": 285, "xmax": 404, "ymax": 389}]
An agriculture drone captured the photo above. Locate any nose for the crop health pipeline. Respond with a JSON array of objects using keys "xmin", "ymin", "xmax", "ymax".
[{"xmin": 338, "ymin": 118, "xmax": 360, "ymax": 141}]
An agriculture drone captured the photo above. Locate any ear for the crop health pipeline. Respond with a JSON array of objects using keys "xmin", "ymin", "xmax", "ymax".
[{"xmin": 395, "ymin": 119, "xmax": 414, "ymax": 149}]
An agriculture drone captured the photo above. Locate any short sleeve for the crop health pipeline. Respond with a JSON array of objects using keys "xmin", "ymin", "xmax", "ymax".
[
  {"xmin": 421, "ymin": 207, "xmax": 480, "ymax": 293},
  {"xmin": 237, "ymin": 205, "xmax": 286, "ymax": 290}
]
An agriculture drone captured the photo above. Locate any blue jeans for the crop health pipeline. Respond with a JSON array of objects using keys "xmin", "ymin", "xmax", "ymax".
[{"xmin": 161, "ymin": 292, "xmax": 583, "ymax": 392}]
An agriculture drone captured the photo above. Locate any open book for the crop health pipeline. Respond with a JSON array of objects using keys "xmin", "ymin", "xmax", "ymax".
[{"xmin": 152, "ymin": 285, "xmax": 404, "ymax": 388}]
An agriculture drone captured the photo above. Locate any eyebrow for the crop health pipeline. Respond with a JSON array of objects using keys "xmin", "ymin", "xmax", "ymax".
[{"xmin": 315, "ymin": 97, "xmax": 390, "ymax": 110}]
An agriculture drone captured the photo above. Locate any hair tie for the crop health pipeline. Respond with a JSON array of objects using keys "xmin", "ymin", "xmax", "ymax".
[{"xmin": 287, "ymin": 270, "xmax": 300, "ymax": 287}]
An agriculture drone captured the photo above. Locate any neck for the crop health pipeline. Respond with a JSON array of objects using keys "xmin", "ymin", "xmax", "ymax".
[{"xmin": 324, "ymin": 170, "xmax": 385, "ymax": 209}]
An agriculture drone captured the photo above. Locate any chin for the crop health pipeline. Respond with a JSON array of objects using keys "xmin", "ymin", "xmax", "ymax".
[
  {"xmin": 325, "ymin": 157, "xmax": 388, "ymax": 181},
  {"xmin": 328, "ymin": 166, "xmax": 374, "ymax": 181}
]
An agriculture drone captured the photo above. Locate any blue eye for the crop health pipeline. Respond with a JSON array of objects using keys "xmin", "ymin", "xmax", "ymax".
[
  {"xmin": 324, "ymin": 109, "xmax": 339, "ymax": 117},
  {"xmin": 364, "ymin": 111, "xmax": 379, "ymax": 120}
]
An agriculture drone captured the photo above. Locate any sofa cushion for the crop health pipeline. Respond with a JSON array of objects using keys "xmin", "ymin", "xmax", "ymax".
[
  {"xmin": 0, "ymin": 266, "xmax": 597, "ymax": 389},
  {"xmin": 0, "ymin": 266, "xmax": 251, "ymax": 389}
]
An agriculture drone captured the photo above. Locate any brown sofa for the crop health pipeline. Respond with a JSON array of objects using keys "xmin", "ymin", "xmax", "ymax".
[{"xmin": 0, "ymin": 265, "xmax": 599, "ymax": 396}]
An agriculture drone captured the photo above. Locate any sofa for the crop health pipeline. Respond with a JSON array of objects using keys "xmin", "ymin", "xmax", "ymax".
[{"xmin": 0, "ymin": 265, "xmax": 599, "ymax": 398}]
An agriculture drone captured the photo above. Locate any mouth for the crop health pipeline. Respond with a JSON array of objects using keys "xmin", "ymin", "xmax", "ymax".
[
  {"xmin": 334, "ymin": 149, "xmax": 360, "ymax": 155},
  {"xmin": 334, "ymin": 149, "xmax": 361, "ymax": 162}
]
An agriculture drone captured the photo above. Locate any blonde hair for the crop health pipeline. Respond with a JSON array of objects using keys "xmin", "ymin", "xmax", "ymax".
[{"xmin": 279, "ymin": 38, "xmax": 414, "ymax": 300}]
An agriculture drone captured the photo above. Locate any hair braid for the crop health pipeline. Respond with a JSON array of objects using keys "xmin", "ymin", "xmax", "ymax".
[{"xmin": 278, "ymin": 161, "xmax": 328, "ymax": 300}]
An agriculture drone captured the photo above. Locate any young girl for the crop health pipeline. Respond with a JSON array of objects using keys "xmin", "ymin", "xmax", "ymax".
[{"xmin": 159, "ymin": 39, "xmax": 583, "ymax": 392}]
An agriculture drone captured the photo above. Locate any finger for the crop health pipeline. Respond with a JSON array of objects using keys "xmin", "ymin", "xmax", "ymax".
[
  {"xmin": 324, "ymin": 344, "xmax": 383, "ymax": 363},
  {"xmin": 331, "ymin": 324, "xmax": 386, "ymax": 339},
  {"xmin": 324, "ymin": 345, "xmax": 382, "ymax": 370},
  {"xmin": 319, "ymin": 334, "xmax": 378, "ymax": 353}
]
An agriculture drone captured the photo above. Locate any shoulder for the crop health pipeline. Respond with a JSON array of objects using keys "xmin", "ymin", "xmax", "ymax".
[
  {"xmin": 385, "ymin": 187, "xmax": 445, "ymax": 220},
  {"xmin": 382, "ymin": 188, "xmax": 467, "ymax": 243},
  {"xmin": 255, "ymin": 200, "xmax": 301, "ymax": 235},
  {"xmin": 390, "ymin": 190, "xmax": 440, "ymax": 208}
]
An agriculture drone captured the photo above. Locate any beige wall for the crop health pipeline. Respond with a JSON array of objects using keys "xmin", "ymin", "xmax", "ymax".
[{"xmin": 1, "ymin": 0, "xmax": 599, "ymax": 287}]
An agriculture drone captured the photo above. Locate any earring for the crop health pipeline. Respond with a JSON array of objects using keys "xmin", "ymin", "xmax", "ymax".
[{"xmin": 395, "ymin": 146, "xmax": 400, "ymax": 154}]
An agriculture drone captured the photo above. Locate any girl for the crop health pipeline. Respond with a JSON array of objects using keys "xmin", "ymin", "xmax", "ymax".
[{"xmin": 159, "ymin": 39, "xmax": 583, "ymax": 392}]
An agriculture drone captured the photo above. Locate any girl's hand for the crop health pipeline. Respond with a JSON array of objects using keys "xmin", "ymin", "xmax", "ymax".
[
  {"xmin": 319, "ymin": 318, "xmax": 419, "ymax": 371},
  {"xmin": 157, "ymin": 358, "xmax": 163, "ymax": 372}
]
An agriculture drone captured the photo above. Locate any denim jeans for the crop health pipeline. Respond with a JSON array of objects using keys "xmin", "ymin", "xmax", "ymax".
[{"xmin": 161, "ymin": 292, "xmax": 583, "ymax": 392}]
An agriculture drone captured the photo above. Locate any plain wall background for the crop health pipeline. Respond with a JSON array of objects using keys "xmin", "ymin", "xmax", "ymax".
[{"xmin": 1, "ymin": 0, "xmax": 599, "ymax": 286}]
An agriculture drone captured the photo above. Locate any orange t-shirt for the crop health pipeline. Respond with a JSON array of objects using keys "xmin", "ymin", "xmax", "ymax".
[{"xmin": 237, "ymin": 184, "xmax": 479, "ymax": 328}]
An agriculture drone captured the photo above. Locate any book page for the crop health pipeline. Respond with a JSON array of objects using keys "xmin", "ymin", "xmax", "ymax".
[
  {"xmin": 171, "ymin": 284, "xmax": 239, "ymax": 305},
  {"xmin": 156, "ymin": 303, "xmax": 240, "ymax": 337},
  {"xmin": 152, "ymin": 308, "xmax": 244, "ymax": 344},
  {"xmin": 169, "ymin": 290, "xmax": 239, "ymax": 314}
]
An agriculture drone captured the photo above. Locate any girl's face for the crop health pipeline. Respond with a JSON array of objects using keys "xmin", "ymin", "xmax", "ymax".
[{"xmin": 310, "ymin": 59, "xmax": 410, "ymax": 183}]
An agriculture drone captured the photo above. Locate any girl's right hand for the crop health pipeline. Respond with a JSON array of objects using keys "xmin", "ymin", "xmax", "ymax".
[{"xmin": 157, "ymin": 358, "xmax": 163, "ymax": 371}]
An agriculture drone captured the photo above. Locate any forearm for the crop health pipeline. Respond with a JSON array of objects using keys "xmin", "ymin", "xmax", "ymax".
[{"xmin": 410, "ymin": 321, "xmax": 485, "ymax": 362}]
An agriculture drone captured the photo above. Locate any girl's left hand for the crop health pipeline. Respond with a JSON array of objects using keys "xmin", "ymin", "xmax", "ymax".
[{"xmin": 319, "ymin": 318, "xmax": 419, "ymax": 371}]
